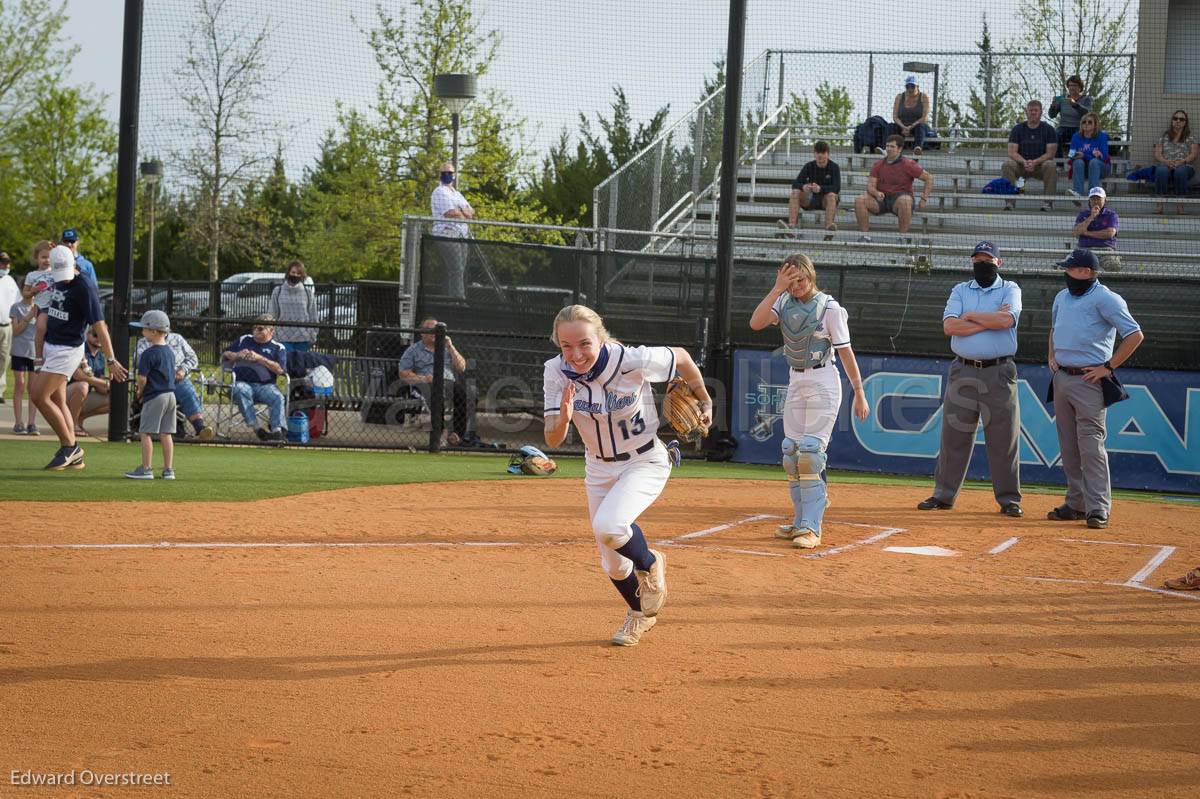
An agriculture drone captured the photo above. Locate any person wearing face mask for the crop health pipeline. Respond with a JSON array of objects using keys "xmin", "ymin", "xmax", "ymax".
[
  {"xmin": 0, "ymin": 251, "xmax": 20, "ymax": 403},
  {"xmin": 918, "ymin": 241, "xmax": 1024, "ymax": 517},
  {"xmin": 430, "ymin": 161, "xmax": 474, "ymax": 301},
  {"xmin": 268, "ymin": 260, "xmax": 318, "ymax": 353},
  {"xmin": 1046, "ymin": 249, "xmax": 1143, "ymax": 530}
]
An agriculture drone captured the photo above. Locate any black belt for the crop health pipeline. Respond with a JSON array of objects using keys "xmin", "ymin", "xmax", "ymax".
[
  {"xmin": 596, "ymin": 439, "xmax": 657, "ymax": 463},
  {"xmin": 956, "ymin": 356, "xmax": 1013, "ymax": 369},
  {"xmin": 791, "ymin": 362, "xmax": 826, "ymax": 372},
  {"xmin": 1059, "ymin": 365, "xmax": 1102, "ymax": 376},
  {"xmin": 0, "ymin": 322, "xmax": 9, "ymax": 327}
]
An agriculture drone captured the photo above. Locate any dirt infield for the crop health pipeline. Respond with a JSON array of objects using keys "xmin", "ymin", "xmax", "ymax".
[{"xmin": 2, "ymin": 480, "xmax": 1198, "ymax": 798}]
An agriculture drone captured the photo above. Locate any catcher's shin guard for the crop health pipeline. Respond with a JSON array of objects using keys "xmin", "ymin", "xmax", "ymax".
[{"xmin": 782, "ymin": 436, "xmax": 828, "ymax": 534}]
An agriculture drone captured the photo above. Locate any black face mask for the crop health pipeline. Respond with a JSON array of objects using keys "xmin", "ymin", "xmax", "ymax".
[
  {"xmin": 286, "ymin": 274, "xmax": 303, "ymax": 285},
  {"xmin": 972, "ymin": 261, "xmax": 999, "ymax": 287},
  {"xmin": 1065, "ymin": 273, "xmax": 1097, "ymax": 296}
]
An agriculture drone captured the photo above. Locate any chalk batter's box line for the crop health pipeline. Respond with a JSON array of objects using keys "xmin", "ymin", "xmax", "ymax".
[
  {"xmin": 989, "ymin": 536, "xmax": 1194, "ymax": 601},
  {"xmin": 659, "ymin": 515, "xmax": 907, "ymax": 560}
]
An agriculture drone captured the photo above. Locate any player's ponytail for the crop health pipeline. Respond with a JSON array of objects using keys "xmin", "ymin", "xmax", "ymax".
[{"xmin": 550, "ymin": 304, "xmax": 618, "ymax": 346}]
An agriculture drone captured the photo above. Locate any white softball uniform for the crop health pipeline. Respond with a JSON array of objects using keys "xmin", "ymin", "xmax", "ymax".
[
  {"xmin": 771, "ymin": 292, "xmax": 852, "ymax": 446},
  {"xmin": 543, "ymin": 342, "xmax": 676, "ymax": 580}
]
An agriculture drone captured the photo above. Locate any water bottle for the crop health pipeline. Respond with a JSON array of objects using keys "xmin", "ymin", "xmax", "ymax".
[{"xmin": 1016, "ymin": 177, "xmax": 1026, "ymax": 193}]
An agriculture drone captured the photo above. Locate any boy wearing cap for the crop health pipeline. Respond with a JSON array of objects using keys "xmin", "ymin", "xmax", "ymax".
[
  {"xmin": 918, "ymin": 241, "xmax": 1024, "ymax": 516},
  {"xmin": 31, "ymin": 246, "xmax": 128, "ymax": 470},
  {"xmin": 1071, "ymin": 187, "xmax": 1120, "ymax": 272},
  {"xmin": 60, "ymin": 229, "xmax": 97, "ymax": 287},
  {"xmin": 1047, "ymin": 248, "xmax": 1144, "ymax": 529},
  {"xmin": 126, "ymin": 310, "xmax": 177, "ymax": 480}
]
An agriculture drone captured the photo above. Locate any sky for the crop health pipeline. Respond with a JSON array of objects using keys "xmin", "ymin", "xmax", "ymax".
[{"xmin": 62, "ymin": 0, "xmax": 1121, "ymax": 185}]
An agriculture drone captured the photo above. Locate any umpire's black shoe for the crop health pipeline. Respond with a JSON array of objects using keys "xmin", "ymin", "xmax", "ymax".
[
  {"xmin": 1047, "ymin": 504, "xmax": 1087, "ymax": 521},
  {"xmin": 1086, "ymin": 512, "xmax": 1109, "ymax": 529},
  {"xmin": 1000, "ymin": 503, "xmax": 1024, "ymax": 518},
  {"xmin": 917, "ymin": 497, "xmax": 953, "ymax": 511}
]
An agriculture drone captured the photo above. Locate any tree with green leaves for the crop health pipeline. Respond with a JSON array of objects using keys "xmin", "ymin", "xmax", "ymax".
[
  {"xmin": 0, "ymin": 0, "xmax": 75, "ymax": 139},
  {"xmin": 942, "ymin": 14, "xmax": 1023, "ymax": 137},
  {"xmin": 1008, "ymin": 0, "xmax": 1135, "ymax": 132},
  {"xmin": 174, "ymin": 0, "xmax": 275, "ymax": 285},
  {"xmin": 783, "ymin": 81, "xmax": 854, "ymax": 146}
]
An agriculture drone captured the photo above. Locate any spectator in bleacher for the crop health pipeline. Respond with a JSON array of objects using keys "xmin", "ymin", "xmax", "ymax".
[
  {"xmin": 1046, "ymin": 248, "xmax": 1144, "ymax": 530},
  {"xmin": 398, "ymin": 317, "xmax": 478, "ymax": 447},
  {"xmin": 66, "ymin": 327, "xmax": 111, "ymax": 436},
  {"xmin": 1049, "ymin": 76, "xmax": 1093, "ymax": 156},
  {"xmin": 1072, "ymin": 187, "xmax": 1120, "ymax": 272},
  {"xmin": 268, "ymin": 260, "xmax": 318, "ymax": 353},
  {"xmin": 888, "ymin": 75, "xmax": 931, "ymax": 156},
  {"xmin": 853, "ymin": 135, "xmax": 934, "ymax": 242},
  {"xmin": 781, "ymin": 140, "xmax": 840, "ymax": 240},
  {"xmin": 1068, "ymin": 113, "xmax": 1109, "ymax": 199},
  {"xmin": 60, "ymin": 228, "xmax": 97, "ymax": 288},
  {"xmin": 135, "ymin": 325, "xmax": 214, "ymax": 440},
  {"xmin": 918, "ymin": 240, "xmax": 1023, "ymax": 517},
  {"xmin": 1002, "ymin": 100, "xmax": 1058, "ymax": 212},
  {"xmin": 430, "ymin": 161, "xmax": 474, "ymax": 301},
  {"xmin": 222, "ymin": 314, "xmax": 287, "ymax": 442},
  {"xmin": 1152, "ymin": 109, "xmax": 1197, "ymax": 215}
]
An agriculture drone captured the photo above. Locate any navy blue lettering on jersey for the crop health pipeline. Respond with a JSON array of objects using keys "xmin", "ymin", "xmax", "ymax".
[
  {"xmin": 137, "ymin": 344, "xmax": 177, "ymax": 402},
  {"xmin": 43, "ymin": 277, "xmax": 103, "ymax": 347}
]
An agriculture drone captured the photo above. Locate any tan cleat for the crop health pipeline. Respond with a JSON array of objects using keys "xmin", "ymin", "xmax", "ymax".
[
  {"xmin": 636, "ymin": 549, "xmax": 667, "ymax": 616},
  {"xmin": 612, "ymin": 610, "xmax": 656, "ymax": 646},
  {"xmin": 792, "ymin": 530, "xmax": 821, "ymax": 549},
  {"xmin": 1164, "ymin": 567, "xmax": 1200, "ymax": 591},
  {"xmin": 776, "ymin": 523, "xmax": 798, "ymax": 540}
]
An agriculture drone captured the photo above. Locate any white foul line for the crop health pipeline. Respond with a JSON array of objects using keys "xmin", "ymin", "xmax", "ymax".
[
  {"xmin": 673, "ymin": 514, "xmax": 780, "ymax": 541},
  {"xmin": 989, "ymin": 536, "xmax": 1020, "ymax": 555},
  {"xmin": 1126, "ymin": 545, "xmax": 1177, "ymax": 585}
]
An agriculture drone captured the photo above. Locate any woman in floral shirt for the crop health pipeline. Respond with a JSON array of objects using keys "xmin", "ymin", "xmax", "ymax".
[{"xmin": 1153, "ymin": 109, "xmax": 1198, "ymax": 214}]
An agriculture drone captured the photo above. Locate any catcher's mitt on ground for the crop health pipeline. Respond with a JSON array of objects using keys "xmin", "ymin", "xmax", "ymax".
[
  {"xmin": 507, "ymin": 445, "xmax": 558, "ymax": 476},
  {"xmin": 664, "ymin": 377, "xmax": 710, "ymax": 444}
]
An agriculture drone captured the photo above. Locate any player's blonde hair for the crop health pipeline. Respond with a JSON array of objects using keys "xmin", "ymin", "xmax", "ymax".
[
  {"xmin": 783, "ymin": 252, "xmax": 820, "ymax": 294},
  {"xmin": 550, "ymin": 304, "xmax": 617, "ymax": 346}
]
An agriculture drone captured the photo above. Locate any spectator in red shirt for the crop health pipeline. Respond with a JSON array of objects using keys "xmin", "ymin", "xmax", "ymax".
[{"xmin": 853, "ymin": 135, "xmax": 934, "ymax": 242}]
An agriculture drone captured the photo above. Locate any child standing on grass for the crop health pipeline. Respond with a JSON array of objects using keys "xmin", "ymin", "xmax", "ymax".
[
  {"xmin": 125, "ymin": 310, "xmax": 177, "ymax": 480},
  {"xmin": 9, "ymin": 274, "xmax": 41, "ymax": 434}
]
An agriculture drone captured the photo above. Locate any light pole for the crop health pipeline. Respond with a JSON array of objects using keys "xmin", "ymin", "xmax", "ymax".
[
  {"xmin": 903, "ymin": 61, "xmax": 940, "ymax": 130},
  {"xmin": 433, "ymin": 73, "xmax": 478, "ymax": 174},
  {"xmin": 139, "ymin": 159, "xmax": 163, "ymax": 282}
]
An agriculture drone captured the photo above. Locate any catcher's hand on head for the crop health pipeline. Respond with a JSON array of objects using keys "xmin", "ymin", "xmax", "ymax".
[{"xmin": 664, "ymin": 376, "xmax": 711, "ymax": 444}]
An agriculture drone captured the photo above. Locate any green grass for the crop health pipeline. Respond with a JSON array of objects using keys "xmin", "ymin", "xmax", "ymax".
[{"xmin": 0, "ymin": 437, "xmax": 1185, "ymax": 504}]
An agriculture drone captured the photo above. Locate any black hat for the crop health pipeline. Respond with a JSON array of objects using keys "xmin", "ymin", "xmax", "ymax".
[
  {"xmin": 1057, "ymin": 248, "xmax": 1101, "ymax": 271},
  {"xmin": 0, "ymin": 251, "xmax": 10, "ymax": 264}
]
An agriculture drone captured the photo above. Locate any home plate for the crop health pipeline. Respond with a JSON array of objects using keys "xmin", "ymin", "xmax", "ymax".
[{"xmin": 884, "ymin": 545, "xmax": 959, "ymax": 557}]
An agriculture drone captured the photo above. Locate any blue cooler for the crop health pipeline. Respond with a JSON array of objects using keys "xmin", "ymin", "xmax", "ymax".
[{"xmin": 287, "ymin": 411, "xmax": 310, "ymax": 444}]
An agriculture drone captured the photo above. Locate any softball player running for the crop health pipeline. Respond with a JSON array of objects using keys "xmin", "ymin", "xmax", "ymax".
[
  {"xmin": 749, "ymin": 253, "xmax": 869, "ymax": 548},
  {"xmin": 543, "ymin": 305, "xmax": 713, "ymax": 646}
]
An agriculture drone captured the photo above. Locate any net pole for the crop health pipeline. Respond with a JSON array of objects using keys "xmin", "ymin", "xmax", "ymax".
[
  {"xmin": 707, "ymin": 0, "xmax": 746, "ymax": 455},
  {"xmin": 108, "ymin": 0, "xmax": 145, "ymax": 443}
]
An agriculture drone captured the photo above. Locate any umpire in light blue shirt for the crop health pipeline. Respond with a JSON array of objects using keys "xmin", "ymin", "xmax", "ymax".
[
  {"xmin": 1046, "ymin": 248, "xmax": 1144, "ymax": 530},
  {"xmin": 918, "ymin": 241, "xmax": 1024, "ymax": 516}
]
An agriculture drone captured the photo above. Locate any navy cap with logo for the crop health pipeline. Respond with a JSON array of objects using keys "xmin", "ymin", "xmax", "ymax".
[
  {"xmin": 1057, "ymin": 248, "xmax": 1101, "ymax": 271},
  {"xmin": 971, "ymin": 240, "xmax": 1000, "ymax": 260},
  {"xmin": 61, "ymin": 228, "xmax": 80, "ymax": 243}
]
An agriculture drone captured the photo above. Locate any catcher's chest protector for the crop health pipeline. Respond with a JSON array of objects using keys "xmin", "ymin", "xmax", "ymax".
[{"xmin": 779, "ymin": 292, "xmax": 832, "ymax": 370}]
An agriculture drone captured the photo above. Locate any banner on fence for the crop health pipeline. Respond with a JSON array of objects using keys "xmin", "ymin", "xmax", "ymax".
[{"xmin": 731, "ymin": 350, "xmax": 1200, "ymax": 494}]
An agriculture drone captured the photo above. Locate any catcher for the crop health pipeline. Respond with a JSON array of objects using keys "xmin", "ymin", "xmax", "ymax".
[{"xmin": 543, "ymin": 304, "xmax": 712, "ymax": 646}]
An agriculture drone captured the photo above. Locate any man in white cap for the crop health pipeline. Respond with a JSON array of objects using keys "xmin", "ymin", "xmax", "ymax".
[
  {"xmin": 30, "ymin": 245, "xmax": 128, "ymax": 471},
  {"xmin": 1071, "ymin": 186, "xmax": 1120, "ymax": 272}
]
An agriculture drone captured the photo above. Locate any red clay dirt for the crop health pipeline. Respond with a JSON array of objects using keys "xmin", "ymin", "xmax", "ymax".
[{"xmin": 2, "ymin": 479, "xmax": 1198, "ymax": 798}]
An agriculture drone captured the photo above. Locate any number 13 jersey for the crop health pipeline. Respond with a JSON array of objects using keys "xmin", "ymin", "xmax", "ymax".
[{"xmin": 543, "ymin": 342, "xmax": 676, "ymax": 459}]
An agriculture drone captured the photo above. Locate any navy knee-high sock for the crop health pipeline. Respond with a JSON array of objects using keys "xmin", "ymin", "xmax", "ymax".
[
  {"xmin": 610, "ymin": 573, "xmax": 641, "ymax": 611},
  {"xmin": 615, "ymin": 523, "xmax": 655, "ymax": 571}
]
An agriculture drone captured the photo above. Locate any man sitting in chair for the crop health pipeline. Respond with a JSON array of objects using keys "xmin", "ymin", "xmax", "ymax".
[
  {"xmin": 222, "ymin": 314, "xmax": 288, "ymax": 442},
  {"xmin": 398, "ymin": 318, "xmax": 478, "ymax": 446}
]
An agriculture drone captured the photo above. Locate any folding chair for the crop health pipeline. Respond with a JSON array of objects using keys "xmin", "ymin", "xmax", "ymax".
[{"xmin": 201, "ymin": 363, "xmax": 290, "ymax": 441}]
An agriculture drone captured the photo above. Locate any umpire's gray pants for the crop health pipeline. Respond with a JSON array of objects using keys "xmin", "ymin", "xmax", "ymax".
[
  {"xmin": 932, "ymin": 359, "xmax": 1022, "ymax": 506},
  {"xmin": 1052, "ymin": 370, "xmax": 1111, "ymax": 515},
  {"xmin": 435, "ymin": 237, "xmax": 468, "ymax": 300}
]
